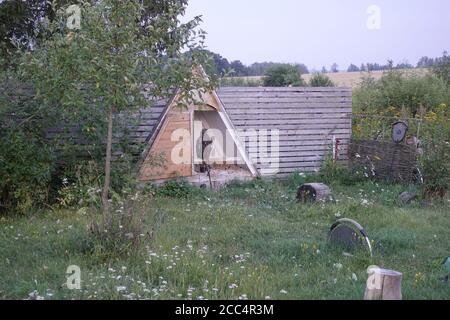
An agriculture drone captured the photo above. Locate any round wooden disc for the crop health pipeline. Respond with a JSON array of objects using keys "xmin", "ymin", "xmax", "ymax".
[{"xmin": 392, "ymin": 121, "xmax": 409, "ymax": 143}]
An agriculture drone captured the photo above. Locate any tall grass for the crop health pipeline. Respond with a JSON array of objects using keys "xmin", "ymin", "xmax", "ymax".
[{"xmin": 0, "ymin": 178, "xmax": 448, "ymax": 300}]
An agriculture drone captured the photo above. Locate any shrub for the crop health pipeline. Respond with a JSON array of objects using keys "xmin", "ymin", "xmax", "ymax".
[
  {"xmin": 263, "ymin": 64, "xmax": 306, "ymax": 87},
  {"xmin": 287, "ymin": 172, "xmax": 320, "ymax": 188},
  {"xmin": 156, "ymin": 179, "xmax": 197, "ymax": 198},
  {"xmin": 220, "ymin": 77, "xmax": 263, "ymax": 87},
  {"xmin": 419, "ymin": 105, "xmax": 450, "ymax": 197},
  {"xmin": 319, "ymin": 153, "xmax": 353, "ymax": 185},
  {"xmin": 353, "ymin": 70, "xmax": 450, "ymax": 116},
  {"xmin": 309, "ymin": 73, "xmax": 335, "ymax": 87},
  {"xmin": 421, "ymin": 144, "xmax": 450, "ymax": 198},
  {"xmin": 56, "ymin": 161, "xmax": 103, "ymax": 208},
  {"xmin": 89, "ymin": 193, "xmax": 164, "ymax": 257},
  {"xmin": 0, "ymin": 128, "xmax": 54, "ymax": 215},
  {"xmin": 433, "ymin": 51, "xmax": 450, "ymax": 85}
]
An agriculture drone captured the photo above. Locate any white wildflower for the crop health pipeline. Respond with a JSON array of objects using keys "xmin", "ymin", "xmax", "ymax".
[{"xmin": 333, "ymin": 263, "xmax": 343, "ymax": 270}]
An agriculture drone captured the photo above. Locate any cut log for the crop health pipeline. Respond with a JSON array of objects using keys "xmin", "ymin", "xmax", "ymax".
[
  {"xmin": 297, "ymin": 183, "xmax": 331, "ymax": 203},
  {"xmin": 364, "ymin": 267, "xmax": 403, "ymax": 300},
  {"xmin": 398, "ymin": 191, "xmax": 418, "ymax": 204}
]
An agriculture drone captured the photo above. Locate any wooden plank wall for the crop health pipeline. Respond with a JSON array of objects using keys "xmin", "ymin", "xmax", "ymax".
[
  {"xmin": 218, "ymin": 87, "xmax": 352, "ymax": 177},
  {"xmin": 139, "ymin": 110, "xmax": 193, "ymax": 181}
]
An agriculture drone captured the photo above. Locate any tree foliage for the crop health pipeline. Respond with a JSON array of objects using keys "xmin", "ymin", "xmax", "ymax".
[
  {"xmin": 353, "ymin": 69, "xmax": 450, "ymax": 116},
  {"xmin": 309, "ymin": 73, "xmax": 335, "ymax": 87},
  {"xmin": 198, "ymin": 50, "xmax": 310, "ymax": 77},
  {"xmin": 263, "ymin": 64, "xmax": 305, "ymax": 87},
  {"xmin": 433, "ymin": 51, "xmax": 450, "ymax": 85},
  {"xmin": 1, "ymin": 0, "xmax": 211, "ymax": 215},
  {"xmin": 347, "ymin": 64, "xmax": 360, "ymax": 72}
]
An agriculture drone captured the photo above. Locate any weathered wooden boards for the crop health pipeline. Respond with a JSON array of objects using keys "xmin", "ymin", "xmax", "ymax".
[
  {"xmin": 45, "ymin": 99, "xmax": 169, "ymax": 156},
  {"xmin": 297, "ymin": 183, "xmax": 331, "ymax": 202},
  {"xmin": 219, "ymin": 87, "xmax": 352, "ymax": 177},
  {"xmin": 365, "ymin": 268, "xmax": 403, "ymax": 300},
  {"xmin": 139, "ymin": 110, "xmax": 192, "ymax": 181},
  {"xmin": 47, "ymin": 86, "xmax": 354, "ymax": 180}
]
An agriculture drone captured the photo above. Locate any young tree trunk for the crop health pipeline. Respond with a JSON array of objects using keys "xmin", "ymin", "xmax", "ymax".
[{"xmin": 102, "ymin": 110, "xmax": 114, "ymax": 226}]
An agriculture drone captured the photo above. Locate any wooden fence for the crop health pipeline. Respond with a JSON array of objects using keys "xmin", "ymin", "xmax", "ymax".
[{"xmin": 349, "ymin": 139, "xmax": 418, "ymax": 182}]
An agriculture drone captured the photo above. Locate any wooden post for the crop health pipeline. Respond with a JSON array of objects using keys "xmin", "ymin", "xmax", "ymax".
[
  {"xmin": 364, "ymin": 267, "xmax": 403, "ymax": 300},
  {"xmin": 102, "ymin": 110, "xmax": 114, "ymax": 227},
  {"xmin": 297, "ymin": 183, "xmax": 331, "ymax": 203}
]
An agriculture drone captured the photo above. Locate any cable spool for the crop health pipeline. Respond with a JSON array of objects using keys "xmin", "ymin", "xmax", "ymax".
[
  {"xmin": 328, "ymin": 218, "xmax": 373, "ymax": 256},
  {"xmin": 392, "ymin": 121, "xmax": 409, "ymax": 144}
]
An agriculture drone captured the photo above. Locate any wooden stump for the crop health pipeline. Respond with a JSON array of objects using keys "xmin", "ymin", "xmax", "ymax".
[
  {"xmin": 398, "ymin": 191, "xmax": 418, "ymax": 204},
  {"xmin": 364, "ymin": 267, "xmax": 403, "ymax": 300},
  {"xmin": 297, "ymin": 183, "xmax": 331, "ymax": 203}
]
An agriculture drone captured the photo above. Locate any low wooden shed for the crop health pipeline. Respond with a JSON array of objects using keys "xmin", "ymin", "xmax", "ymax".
[{"xmin": 132, "ymin": 86, "xmax": 352, "ymax": 186}]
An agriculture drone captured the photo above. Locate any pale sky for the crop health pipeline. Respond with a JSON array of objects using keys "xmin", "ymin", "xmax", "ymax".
[{"xmin": 184, "ymin": 0, "xmax": 450, "ymax": 71}]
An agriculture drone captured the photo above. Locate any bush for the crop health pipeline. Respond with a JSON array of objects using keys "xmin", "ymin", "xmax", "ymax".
[
  {"xmin": 287, "ymin": 172, "xmax": 320, "ymax": 188},
  {"xmin": 220, "ymin": 77, "xmax": 263, "ymax": 87},
  {"xmin": 421, "ymin": 144, "xmax": 450, "ymax": 198},
  {"xmin": 156, "ymin": 180, "xmax": 197, "ymax": 198},
  {"xmin": 263, "ymin": 64, "xmax": 306, "ymax": 87},
  {"xmin": 319, "ymin": 153, "xmax": 354, "ymax": 185},
  {"xmin": 56, "ymin": 161, "xmax": 103, "ymax": 208},
  {"xmin": 419, "ymin": 105, "xmax": 450, "ymax": 197},
  {"xmin": 433, "ymin": 51, "xmax": 450, "ymax": 85},
  {"xmin": 353, "ymin": 70, "xmax": 450, "ymax": 116},
  {"xmin": 309, "ymin": 73, "xmax": 335, "ymax": 87},
  {"xmin": 89, "ymin": 193, "xmax": 163, "ymax": 257},
  {"xmin": 0, "ymin": 128, "xmax": 54, "ymax": 215}
]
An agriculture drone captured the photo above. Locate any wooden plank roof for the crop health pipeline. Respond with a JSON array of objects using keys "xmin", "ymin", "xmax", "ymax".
[{"xmin": 216, "ymin": 87, "xmax": 353, "ymax": 177}]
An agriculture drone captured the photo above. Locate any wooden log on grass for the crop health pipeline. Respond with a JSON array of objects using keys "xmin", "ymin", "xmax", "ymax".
[
  {"xmin": 297, "ymin": 183, "xmax": 331, "ymax": 203},
  {"xmin": 364, "ymin": 267, "xmax": 403, "ymax": 300}
]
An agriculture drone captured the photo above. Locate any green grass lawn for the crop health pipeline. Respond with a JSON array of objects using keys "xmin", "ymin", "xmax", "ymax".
[{"xmin": 0, "ymin": 177, "xmax": 449, "ymax": 300}]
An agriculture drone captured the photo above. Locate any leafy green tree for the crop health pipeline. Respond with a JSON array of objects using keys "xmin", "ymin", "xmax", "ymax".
[
  {"xmin": 200, "ymin": 50, "xmax": 230, "ymax": 76},
  {"xmin": 330, "ymin": 63, "xmax": 339, "ymax": 73},
  {"xmin": 395, "ymin": 61, "xmax": 413, "ymax": 69},
  {"xmin": 263, "ymin": 64, "xmax": 305, "ymax": 87},
  {"xmin": 245, "ymin": 62, "xmax": 308, "ymax": 77},
  {"xmin": 309, "ymin": 73, "xmax": 335, "ymax": 87},
  {"xmin": 19, "ymin": 0, "xmax": 211, "ymax": 222},
  {"xmin": 296, "ymin": 63, "xmax": 309, "ymax": 75},
  {"xmin": 229, "ymin": 60, "xmax": 248, "ymax": 76},
  {"xmin": 0, "ymin": 0, "xmax": 194, "ymax": 69},
  {"xmin": 347, "ymin": 64, "xmax": 360, "ymax": 72},
  {"xmin": 0, "ymin": 0, "xmax": 84, "ymax": 68},
  {"xmin": 417, "ymin": 56, "xmax": 436, "ymax": 68}
]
